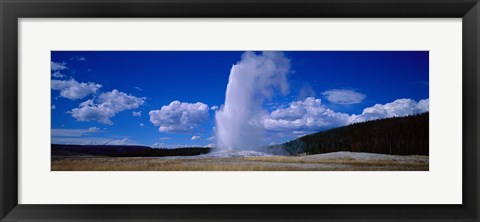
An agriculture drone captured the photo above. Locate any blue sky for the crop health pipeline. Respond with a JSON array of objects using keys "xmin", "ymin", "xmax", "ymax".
[{"xmin": 51, "ymin": 51, "xmax": 429, "ymax": 148}]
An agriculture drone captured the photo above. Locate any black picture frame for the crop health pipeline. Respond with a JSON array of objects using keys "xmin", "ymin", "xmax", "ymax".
[{"xmin": 1, "ymin": 0, "xmax": 479, "ymax": 221}]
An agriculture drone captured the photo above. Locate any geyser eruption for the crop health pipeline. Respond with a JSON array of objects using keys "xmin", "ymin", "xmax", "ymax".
[{"xmin": 215, "ymin": 51, "xmax": 290, "ymax": 151}]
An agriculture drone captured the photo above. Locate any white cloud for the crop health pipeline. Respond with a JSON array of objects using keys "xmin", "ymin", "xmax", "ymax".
[
  {"xmin": 51, "ymin": 105, "xmax": 56, "ymax": 110},
  {"xmin": 152, "ymin": 142, "xmax": 166, "ymax": 148},
  {"xmin": 132, "ymin": 111, "xmax": 142, "ymax": 117},
  {"xmin": 51, "ymin": 79, "xmax": 102, "ymax": 100},
  {"xmin": 210, "ymin": 106, "xmax": 218, "ymax": 111},
  {"xmin": 322, "ymin": 89, "xmax": 366, "ymax": 104},
  {"xmin": 151, "ymin": 142, "xmax": 208, "ymax": 149},
  {"xmin": 51, "ymin": 127, "xmax": 101, "ymax": 137},
  {"xmin": 263, "ymin": 97, "xmax": 429, "ymax": 136},
  {"xmin": 51, "ymin": 71, "xmax": 66, "ymax": 78},
  {"xmin": 139, "ymin": 123, "xmax": 145, "ymax": 127},
  {"xmin": 415, "ymin": 98, "xmax": 429, "ymax": 113},
  {"xmin": 207, "ymin": 136, "xmax": 215, "ymax": 141},
  {"xmin": 191, "ymin": 135, "xmax": 200, "ymax": 141},
  {"xmin": 158, "ymin": 137, "xmax": 171, "ymax": 140},
  {"xmin": 149, "ymin": 101, "xmax": 209, "ymax": 133},
  {"xmin": 103, "ymin": 138, "xmax": 130, "ymax": 145},
  {"xmin": 88, "ymin": 127, "xmax": 100, "ymax": 132},
  {"xmin": 350, "ymin": 98, "xmax": 429, "ymax": 123},
  {"xmin": 70, "ymin": 89, "xmax": 146, "ymax": 125},
  {"xmin": 52, "ymin": 137, "xmax": 134, "ymax": 145},
  {"xmin": 263, "ymin": 97, "xmax": 350, "ymax": 133},
  {"xmin": 51, "ymin": 61, "xmax": 68, "ymax": 71}
]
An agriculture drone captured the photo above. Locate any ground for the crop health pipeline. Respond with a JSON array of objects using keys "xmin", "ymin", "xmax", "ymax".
[{"xmin": 51, "ymin": 151, "xmax": 429, "ymax": 171}]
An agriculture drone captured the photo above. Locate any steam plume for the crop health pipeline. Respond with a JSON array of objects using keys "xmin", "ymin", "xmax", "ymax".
[{"xmin": 215, "ymin": 52, "xmax": 290, "ymax": 151}]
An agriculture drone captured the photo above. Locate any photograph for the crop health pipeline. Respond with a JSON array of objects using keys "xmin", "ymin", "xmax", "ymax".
[
  {"xmin": 3, "ymin": 0, "xmax": 477, "ymax": 220},
  {"xmin": 51, "ymin": 51, "xmax": 429, "ymax": 171}
]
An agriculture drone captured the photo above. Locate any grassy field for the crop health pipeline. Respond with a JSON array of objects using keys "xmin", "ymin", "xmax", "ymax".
[{"xmin": 51, "ymin": 152, "xmax": 429, "ymax": 171}]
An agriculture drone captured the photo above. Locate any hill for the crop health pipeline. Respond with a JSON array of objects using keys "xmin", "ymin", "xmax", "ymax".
[
  {"xmin": 51, "ymin": 144, "xmax": 211, "ymax": 157},
  {"xmin": 270, "ymin": 112, "xmax": 429, "ymax": 156}
]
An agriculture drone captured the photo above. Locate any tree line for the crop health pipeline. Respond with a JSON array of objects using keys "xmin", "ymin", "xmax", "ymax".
[
  {"xmin": 280, "ymin": 112, "xmax": 429, "ymax": 156},
  {"xmin": 51, "ymin": 144, "xmax": 211, "ymax": 157}
]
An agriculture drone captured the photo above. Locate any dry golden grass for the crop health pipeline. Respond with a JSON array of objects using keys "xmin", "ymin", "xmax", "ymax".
[
  {"xmin": 243, "ymin": 155, "xmax": 428, "ymax": 167},
  {"xmin": 51, "ymin": 154, "xmax": 428, "ymax": 171}
]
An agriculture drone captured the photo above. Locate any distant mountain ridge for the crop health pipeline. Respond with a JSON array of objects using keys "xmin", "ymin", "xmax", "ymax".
[
  {"xmin": 269, "ymin": 112, "xmax": 429, "ymax": 156},
  {"xmin": 51, "ymin": 144, "xmax": 211, "ymax": 157}
]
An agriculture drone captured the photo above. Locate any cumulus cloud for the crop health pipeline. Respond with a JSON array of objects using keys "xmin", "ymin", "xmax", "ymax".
[
  {"xmin": 191, "ymin": 135, "xmax": 200, "ymax": 141},
  {"xmin": 350, "ymin": 98, "xmax": 429, "ymax": 123},
  {"xmin": 70, "ymin": 89, "xmax": 146, "ymax": 125},
  {"xmin": 149, "ymin": 101, "xmax": 209, "ymax": 133},
  {"xmin": 322, "ymin": 89, "xmax": 366, "ymax": 104},
  {"xmin": 210, "ymin": 106, "xmax": 218, "ymax": 111},
  {"xmin": 51, "ymin": 105, "xmax": 56, "ymax": 110},
  {"xmin": 415, "ymin": 98, "xmax": 429, "ymax": 113},
  {"xmin": 51, "ymin": 79, "xmax": 102, "ymax": 100},
  {"xmin": 139, "ymin": 123, "xmax": 145, "ymax": 127},
  {"xmin": 263, "ymin": 97, "xmax": 350, "ymax": 133},
  {"xmin": 52, "ymin": 72, "xmax": 66, "ymax": 78},
  {"xmin": 263, "ymin": 97, "xmax": 429, "ymax": 136},
  {"xmin": 132, "ymin": 111, "xmax": 142, "ymax": 117},
  {"xmin": 88, "ymin": 127, "xmax": 100, "ymax": 132},
  {"xmin": 51, "ymin": 61, "xmax": 68, "ymax": 71}
]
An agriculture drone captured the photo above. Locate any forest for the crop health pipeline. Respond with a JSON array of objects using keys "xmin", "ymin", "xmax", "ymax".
[{"xmin": 276, "ymin": 112, "xmax": 429, "ymax": 155}]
